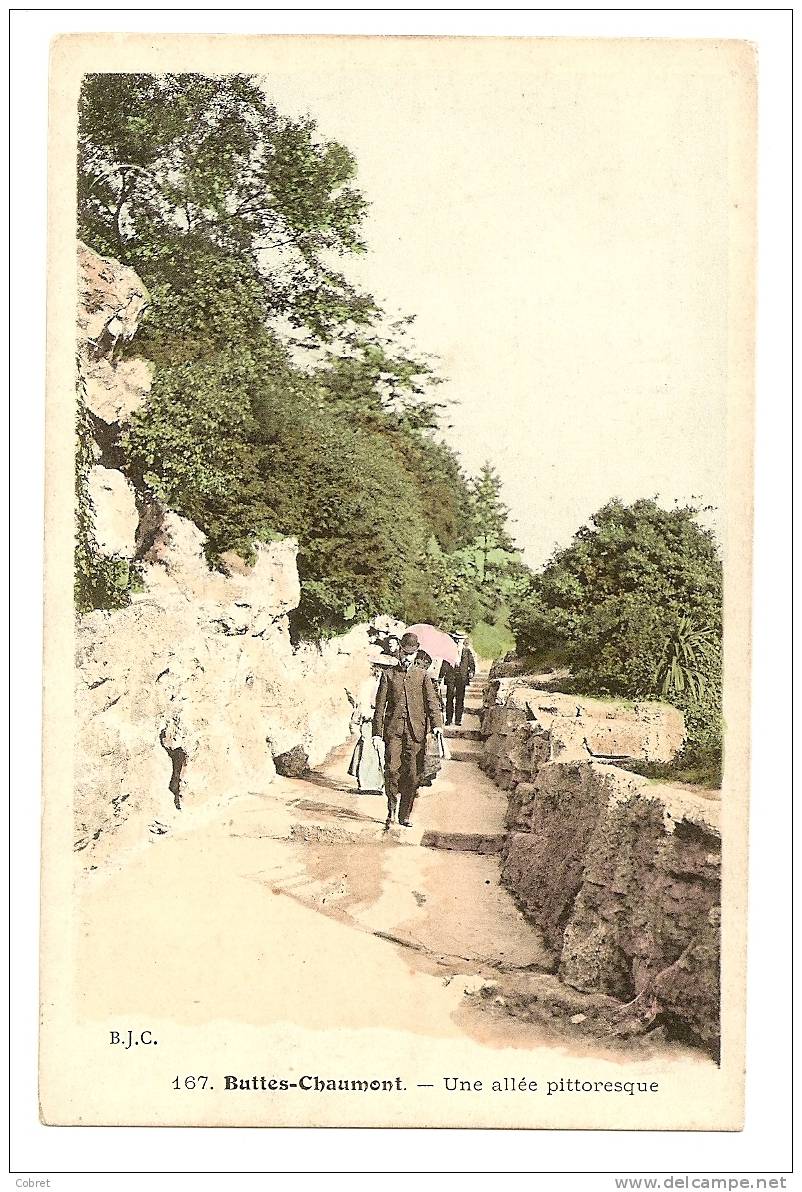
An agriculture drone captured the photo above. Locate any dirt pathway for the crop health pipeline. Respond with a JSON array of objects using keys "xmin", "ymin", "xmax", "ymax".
[
  {"xmin": 75, "ymin": 676, "xmax": 703, "ymax": 1061},
  {"xmin": 249, "ymin": 677, "xmax": 553, "ymax": 974}
]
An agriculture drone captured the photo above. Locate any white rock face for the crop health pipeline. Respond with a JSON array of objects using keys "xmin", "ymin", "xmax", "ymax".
[
  {"xmin": 139, "ymin": 512, "xmax": 302, "ymax": 619},
  {"xmin": 77, "ymin": 241, "xmax": 150, "ymax": 348},
  {"xmin": 78, "ymin": 242, "xmax": 153, "ymax": 426},
  {"xmin": 481, "ymin": 679, "xmax": 686, "ymax": 786},
  {"xmin": 87, "ymin": 466, "xmax": 139, "ymax": 557},
  {"xmin": 73, "ymin": 243, "xmax": 374, "ymax": 865},
  {"xmin": 75, "ymin": 519, "xmax": 372, "ymax": 864},
  {"xmin": 83, "ymin": 355, "xmax": 153, "ymax": 426}
]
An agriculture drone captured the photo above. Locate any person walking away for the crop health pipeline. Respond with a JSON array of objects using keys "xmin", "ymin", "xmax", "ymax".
[
  {"xmin": 372, "ymin": 632, "xmax": 443, "ymax": 829},
  {"xmin": 415, "ymin": 649, "xmax": 442, "ymax": 787},
  {"xmin": 347, "ymin": 657, "xmax": 395, "ymax": 793},
  {"xmin": 443, "ymin": 632, "xmax": 477, "ymax": 726},
  {"xmin": 415, "ymin": 649, "xmax": 441, "ymax": 697},
  {"xmin": 438, "ymin": 657, "xmax": 454, "ymax": 715},
  {"xmin": 382, "ymin": 634, "xmax": 401, "ymax": 659}
]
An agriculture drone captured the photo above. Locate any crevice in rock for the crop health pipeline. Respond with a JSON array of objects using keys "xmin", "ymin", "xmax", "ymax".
[
  {"xmin": 86, "ymin": 409, "xmax": 127, "ymax": 471},
  {"xmin": 659, "ymin": 1012, "xmax": 720, "ymax": 1063},
  {"xmin": 210, "ymin": 619, "xmax": 248, "ymax": 636},
  {"xmin": 134, "ymin": 493, "xmax": 167, "ymax": 560},
  {"xmin": 159, "ymin": 730, "xmax": 187, "ymax": 810}
]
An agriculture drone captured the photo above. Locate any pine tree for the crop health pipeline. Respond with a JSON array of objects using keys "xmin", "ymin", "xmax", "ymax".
[{"xmin": 469, "ymin": 462, "xmax": 515, "ymax": 582}]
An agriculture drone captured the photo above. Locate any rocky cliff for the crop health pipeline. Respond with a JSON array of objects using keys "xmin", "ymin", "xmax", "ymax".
[
  {"xmin": 75, "ymin": 243, "xmax": 371, "ymax": 865},
  {"xmin": 481, "ymin": 673, "xmax": 722, "ymax": 1054}
]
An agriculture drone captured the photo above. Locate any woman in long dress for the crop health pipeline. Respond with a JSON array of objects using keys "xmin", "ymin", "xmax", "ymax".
[{"xmin": 347, "ymin": 658, "xmax": 394, "ymax": 794}]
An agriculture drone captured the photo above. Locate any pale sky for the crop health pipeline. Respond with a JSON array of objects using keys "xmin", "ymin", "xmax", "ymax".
[{"xmin": 251, "ymin": 37, "xmax": 752, "ymax": 567}]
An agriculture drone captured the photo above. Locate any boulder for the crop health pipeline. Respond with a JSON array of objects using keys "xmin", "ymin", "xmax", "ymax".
[
  {"xmin": 140, "ymin": 511, "xmax": 301, "ymax": 622},
  {"xmin": 273, "ymin": 745, "xmax": 310, "ymax": 778},
  {"xmin": 73, "ymin": 246, "xmax": 374, "ymax": 865},
  {"xmin": 481, "ymin": 684, "xmax": 686, "ymax": 789},
  {"xmin": 87, "ymin": 466, "xmax": 138, "ymax": 557},
  {"xmin": 83, "ymin": 355, "xmax": 153, "ymax": 426},
  {"xmin": 77, "ymin": 241, "xmax": 150, "ymax": 347},
  {"xmin": 499, "ymin": 759, "xmax": 722, "ymax": 1052},
  {"xmin": 78, "ymin": 242, "xmax": 153, "ymax": 429}
]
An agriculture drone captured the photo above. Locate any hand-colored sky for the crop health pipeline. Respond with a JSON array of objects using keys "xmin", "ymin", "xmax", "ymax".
[{"xmin": 255, "ymin": 38, "xmax": 747, "ymax": 567}]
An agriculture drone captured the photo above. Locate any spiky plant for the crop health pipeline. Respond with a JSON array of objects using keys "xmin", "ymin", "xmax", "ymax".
[{"xmin": 655, "ymin": 615, "xmax": 717, "ymax": 701}]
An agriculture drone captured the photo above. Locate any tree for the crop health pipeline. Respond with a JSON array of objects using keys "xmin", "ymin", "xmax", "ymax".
[
  {"xmin": 250, "ymin": 385, "xmax": 432, "ymax": 637},
  {"xmin": 457, "ymin": 462, "xmax": 525, "ymax": 625},
  {"xmin": 469, "ymin": 462, "xmax": 515, "ymax": 573},
  {"xmin": 509, "ymin": 498, "xmax": 723, "ymax": 756},
  {"xmin": 76, "ymin": 72, "xmax": 523, "ymax": 649},
  {"xmin": 78, "ymin": 73, "xmax": 373, "ymax": 336}
]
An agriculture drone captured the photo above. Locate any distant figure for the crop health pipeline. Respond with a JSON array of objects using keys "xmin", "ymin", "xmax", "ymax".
[
  {"xmin": 415, "ymin": 649, "xmax": 440, "ymax": 787},
  {"xmin": 415, "ymin": 647, "xmax": 434, "ymax": 673},
  {"xmin": 347, "ymin": 657, "xmax": 396, "ymax": 794},
  {"xmin": 372, "ymin": 632, "xmax": 444, "ymax": 830},
  {"xmin": 441, "ymin": 632, "xmax": 477, "ymax": 726},
  {"xmin": 382, "ymin": 634, "xmax": 401, "ymax": 659}
]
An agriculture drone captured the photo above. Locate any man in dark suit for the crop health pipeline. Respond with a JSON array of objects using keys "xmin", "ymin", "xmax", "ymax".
[
  {"xmin": 440, "ymin": 632, "xmax": 477, "ymax": 726},
  {"xmin": 372, "ymin": 631, "xmax": 444, "ymax": 829}
]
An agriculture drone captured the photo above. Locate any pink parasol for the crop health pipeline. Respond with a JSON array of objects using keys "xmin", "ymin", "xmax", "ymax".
[{"xmin": 405, "ymin": 623, "xmax": 460, "ymax": 666}]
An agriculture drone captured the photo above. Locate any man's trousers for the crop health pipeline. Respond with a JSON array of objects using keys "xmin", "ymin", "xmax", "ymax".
[
  {"xmin": 384, "ymin": 726, "xmax": 426, "ymax": 823},
  {"xmin": 445, "ymin": 675, "xmax": 467, "ymax": 726}
]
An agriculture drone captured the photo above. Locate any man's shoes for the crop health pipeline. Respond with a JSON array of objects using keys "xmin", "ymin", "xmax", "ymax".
[
  {"xmin": 384, "ymin": 818, "xmax": 395, "ymax": 830},
  {"xmin": 399, "ymin": 820, "xmax": 413, "ymax": 828}
]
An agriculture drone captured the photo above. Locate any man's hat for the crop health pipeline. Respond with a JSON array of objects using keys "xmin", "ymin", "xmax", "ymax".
[
  {"xmin": 399, "ymin": 631, "xmax": 420, "ymax": 651},
  {"xmin": 451, "ymin": 631, "xmax": 467, "ymax": 641}
]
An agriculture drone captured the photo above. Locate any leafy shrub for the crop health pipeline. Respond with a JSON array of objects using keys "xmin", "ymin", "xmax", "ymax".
[
  {"xmin": 509, "ymin": 499, "xmax": 723, "ymax": 761},
  {"xmin": 76, "ymin": 72, "xmax": 528, "ymax": 642},
  {"xmin": 75, "ymin": 363, "xmax": 140, "ymax": 613}
]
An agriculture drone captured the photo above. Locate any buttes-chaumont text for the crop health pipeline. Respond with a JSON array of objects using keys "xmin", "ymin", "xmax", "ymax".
[{"xmin": 219, "ymin": 1075, "xmax": 660, "ymax": 1095}]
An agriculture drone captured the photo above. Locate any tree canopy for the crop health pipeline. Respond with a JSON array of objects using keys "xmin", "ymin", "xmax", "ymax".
[
  {"xmin": 78, "ymin": 73, "xmax": 373, "ymax": 336},
  {"xmin": 77, "ymin": 72, "xmax": 525, "ymax": 640},
  {"xmin": 509, "ymin": 498, "xmax": 723, "ymax": 766}
]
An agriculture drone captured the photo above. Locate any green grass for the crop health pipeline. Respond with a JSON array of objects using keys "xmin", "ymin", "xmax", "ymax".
[
  {"xmin": 619, "ymin": 752, "xmax": 722, "ymax": 791},
  {"xmin": 471, "ymin": 617, "xmax": 516, "ymax": 663}
]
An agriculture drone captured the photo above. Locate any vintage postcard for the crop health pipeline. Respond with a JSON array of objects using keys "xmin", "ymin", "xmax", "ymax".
[{"xmin": 41, "ymin": 34, "xmax": 755, "ymax": 1130}]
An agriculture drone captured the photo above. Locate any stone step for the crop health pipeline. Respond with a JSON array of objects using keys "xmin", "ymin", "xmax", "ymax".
[
  {"xmin": 444, "ymin": 726, "xmax": 483, "ymax": 741},
  {"xmin": 420, "ymin": 830, "xmax": 505, "ymax": 855},
  {"xmin": 447, "ymin": 748, "xmax": 482, "ymax": 763}
]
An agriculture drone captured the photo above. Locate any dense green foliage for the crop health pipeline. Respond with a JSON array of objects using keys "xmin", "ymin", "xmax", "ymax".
[
  {"xmin": 78, "ymin": 74, "xmax": 371, "ymax": 334},
  {"xmin": 509, "ymin": 499, "xmax": 723, "ymax": 771},
  {"xmin": 415, "ymin": 464, "xmax": 530, "ymax": 637},
  {"xmin": 75, "ymin": 362, "xmax": 142, "ymax": 612},
  {"xmin": 77, "ymin": 72, "xmax": 525, "ymax": 638}
]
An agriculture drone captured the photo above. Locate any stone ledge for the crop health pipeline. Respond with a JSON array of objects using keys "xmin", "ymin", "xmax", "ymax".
[{"xmin": 420, "ymin": 830, "xmax": 505, "ymax": 854}]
